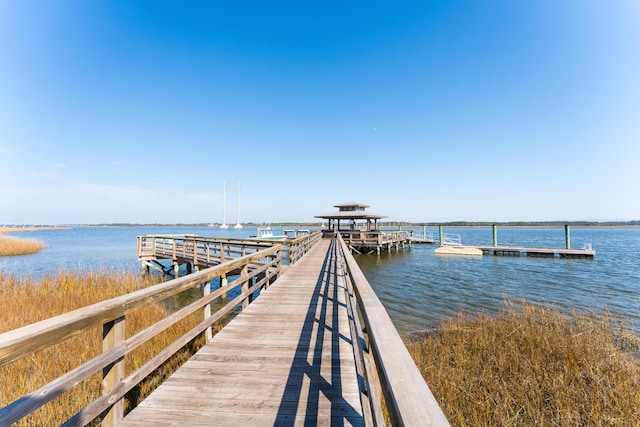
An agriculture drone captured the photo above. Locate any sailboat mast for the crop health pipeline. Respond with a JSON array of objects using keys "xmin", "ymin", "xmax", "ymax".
[
  {"xmin": 220, "ymin": 181, "xmax": 228, "ymax": 229},
  {"xmin": 234, "ymin": 180, "xmax": 243, "ymax": 229}
]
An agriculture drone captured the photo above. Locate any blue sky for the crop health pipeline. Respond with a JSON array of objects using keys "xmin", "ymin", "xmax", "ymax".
[{"xmin": 1, "ymin": 1, "xmax": 639, "ymax": 224}]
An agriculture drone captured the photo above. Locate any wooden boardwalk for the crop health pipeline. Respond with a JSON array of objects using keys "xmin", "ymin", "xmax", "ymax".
[{"xmin": 123, "ymin": 238, "xmax": 365, "ymax": 426}]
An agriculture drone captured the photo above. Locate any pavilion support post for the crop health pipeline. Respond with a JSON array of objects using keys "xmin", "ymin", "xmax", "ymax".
[
  {"xmin": 565, "ymin": 225, "xmax": 571, "ymax": 249},
  {"xmin": 439, "ymin": 225, "xmax": 444, "ymax": 247}
]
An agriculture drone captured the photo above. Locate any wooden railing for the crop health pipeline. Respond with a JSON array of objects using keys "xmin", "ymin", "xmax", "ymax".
[
  {"xmin": 283, "ymin": 230, "xmax": 322, "ymax": 264},
  {"xmin": 0, "ymin": 244, "xmax": 284, "ymax": 426},
  {"xmin": 324, "ymin": 229, "xmax": 414, "ymax": 247},
  {"xmin": 137, "ymin": 231, "xmax": 322, "ymax": 267},
  {"xmin": 336, "ymin": 234, "xmax": 450, "ymax": 426}
]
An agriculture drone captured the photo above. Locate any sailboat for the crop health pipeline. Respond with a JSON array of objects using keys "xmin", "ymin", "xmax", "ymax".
[
  {"xmin": 220, "ymin": 181, "xmax": 228, "ymax": 229},
  {"xmin": 234, "ymin": 181, "xmax": 243, "ymax": 229}
]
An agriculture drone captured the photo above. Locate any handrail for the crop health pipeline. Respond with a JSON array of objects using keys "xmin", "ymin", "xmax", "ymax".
[
  {"xmin": 137, "ymin": 231, "xmax": 322, "ymax": 266},
  {"xmin": 284, "ymin": 230, "xmax": 322, "ymax": 264},
  {"xmin": 442, "ymin": 233, "xmax": 461, "ymax": 246},
  {"xmin": 337, "ymin": 234, "xmax": 450, "ymax": 426},
  {"xmin": 0, "ymin": 244, "xmax": 283, "ymax": 426}
]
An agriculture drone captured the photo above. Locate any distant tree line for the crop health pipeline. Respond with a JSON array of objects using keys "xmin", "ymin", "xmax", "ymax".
[{"xmin": 86, "ymin": 221, "xmax": 640, "ymax": 228}]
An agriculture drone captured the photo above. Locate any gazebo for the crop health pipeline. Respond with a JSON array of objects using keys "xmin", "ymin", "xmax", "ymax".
[
  {"xmin": 315, "ymin": 202, "xmax": 386, "ymax": 234},
  {"xmin": 314, "ymin": 203, "xmax": 413, "ymax": 254}
]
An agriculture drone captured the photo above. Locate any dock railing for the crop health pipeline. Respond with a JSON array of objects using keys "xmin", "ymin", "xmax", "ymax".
[
  {"xmin": 334, "ymin": 229, "xmax": 414, "ymax": 247},
  {"xmin": 336, "ymin": 234, "xmax": 450, "ymax": 426},
  {"xmin": 137, "ymin": 231, "xmax": 322, "ymax": 268},
  {"xmin": 0, "ymin": 244, "xmax": 284, "ymax": 426},
  {"xmin": 284, "ymin": 230, "xmax": 322, "ymax": 264},
  {"xmin": 442, "ymin": 233, "xmax": 462, "ymax": 246}
]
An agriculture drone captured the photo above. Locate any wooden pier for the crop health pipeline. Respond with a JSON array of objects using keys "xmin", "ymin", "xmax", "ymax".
[
  {"xmin": 0, "ymin": 232, "xmax": 449, "ymax": 426},
  {"xmin": 124, "ymin": 238, "xmax": 364, "ymax": 426}
]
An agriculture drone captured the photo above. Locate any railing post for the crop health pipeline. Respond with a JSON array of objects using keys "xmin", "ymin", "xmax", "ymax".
[
  {"xmin": 203, "ymin": 281, "xmax": 212, "ymax": 341},
  {"xmin": 220, "ymin": 274, "xmax": 228, "ymax": 302},
  {"xmin": 193, "ymin": 239, "xmax": 198, "ymax": 268},
  {"xmin": 102, "ymin": 316, "xmax": 125, "ymax": 426},
  {"xmin": 241, "ymin": 266, "xmax": 250, "ymax": 310},
  {"xmin": 276, "ymin": 249, "xmax": 282, "ymax": 279}
]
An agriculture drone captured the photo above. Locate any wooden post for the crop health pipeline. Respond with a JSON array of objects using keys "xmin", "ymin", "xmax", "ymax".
[
  {"xmin": 220, "ymin": 274, "xmax": 228, "ymax": 302},
  {"xmin": 493, "ymin": 224, "xmax": 498, "ymax": 247},
  {"xmin": 102, "ymin": 316, "xmax": 125, "ymax": 426},
  {"xmin": 565, "ymin": 225, "xmax": 571, "ymax": 249},
  {"xmin": 203, "ymin": 281, "xmax": 212, "ymax": 341},
  {"xmin": 241, "ymin": 266, "xmax": 249, "ymax": 310},
  {"xmin": 248, "ymin": 277, "xmax": 256, "ymax": 304},
  {"xmin": 173, "ymin": 261, "xmax": 179, "ymax": 279},
  {"xmin": 439, "ymin": 225, "xmax": 444, "ymax": 247}
]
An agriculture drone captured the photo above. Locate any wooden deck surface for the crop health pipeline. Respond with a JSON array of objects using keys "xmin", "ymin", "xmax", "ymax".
[{"xmin": 122, "ymin": 238, "xmax": 364, "ymax": 426}]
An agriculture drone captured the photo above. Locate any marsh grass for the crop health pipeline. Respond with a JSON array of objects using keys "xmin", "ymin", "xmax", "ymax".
[
  {"xmin": 407, "ymin": 300, "xmax": 640, "ymax": 426},
  {"xmin": 0, "ymin": 271, "xmax": 213, "ymax": 426},
  {"xmin": 0, "ymin": 233, "xmax": 46, "ymax": 256}
]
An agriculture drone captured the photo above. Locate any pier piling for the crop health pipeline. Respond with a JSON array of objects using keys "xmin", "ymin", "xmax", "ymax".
[{"xmin": 493, "ymin": 224, "xmax": 498, "ymax": 247}]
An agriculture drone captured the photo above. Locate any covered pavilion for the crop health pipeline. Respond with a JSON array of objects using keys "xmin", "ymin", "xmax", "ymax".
[{"xmin": 315, "ymin": 202, "xmax": 386, "ymax": 233}]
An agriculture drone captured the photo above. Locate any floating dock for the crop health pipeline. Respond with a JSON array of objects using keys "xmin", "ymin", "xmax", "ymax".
[
  {"xmin": 474, "ymin": 245, "xmax": 595, "ymax": 259},
  {"xmin": 436, "ymin": 225, "xmax": 595, "ymax": 259}
]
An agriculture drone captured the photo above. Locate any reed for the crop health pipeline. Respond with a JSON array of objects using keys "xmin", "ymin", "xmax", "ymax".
[
  {"xmin": 407, "ymin": 300, "xmax": 640, "ymax": 426},
  {"xmin": 0, "ymin": 271, "xmax": 211, "ymax": 426},
  {"xmin": 0, "ymin": 233, "xmax": 46, "ymax": 256}
]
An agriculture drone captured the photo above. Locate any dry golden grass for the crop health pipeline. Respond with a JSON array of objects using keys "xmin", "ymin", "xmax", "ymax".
[
  {"xmin": 0, "ymin": 271, "xmax": 212, "ymax": 426},
  {"xmin": 407, "ymin": 300, "xmax": 640, "ymax": 426},
  {"xmin": 0, "ymin": 233, "xmax": 46, "ymax": 256}
]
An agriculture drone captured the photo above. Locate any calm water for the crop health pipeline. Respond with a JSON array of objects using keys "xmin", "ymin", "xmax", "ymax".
[{"xmin": 2, "ymin": 226, "xmax": 640, "ymax": 334}]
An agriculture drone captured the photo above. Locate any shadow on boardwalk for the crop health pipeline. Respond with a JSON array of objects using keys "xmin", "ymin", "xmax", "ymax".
[{"xmin": 275, "ymin": 238, "xmax": 363, "ymax": 426}]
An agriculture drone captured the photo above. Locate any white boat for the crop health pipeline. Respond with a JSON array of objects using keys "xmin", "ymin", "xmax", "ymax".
[{"xmin": 250, "ymin": 226, "xmax": 287, "ymax": 242}]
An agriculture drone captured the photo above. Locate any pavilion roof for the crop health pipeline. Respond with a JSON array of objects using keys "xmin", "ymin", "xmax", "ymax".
[
  {"xmin": 333, "ymin": 202, "xmax": 370, "ymax": 209},
  {"xmin": 315, "ymin": 202, "xmax": 386, "ymax": 220},
  {"xmin": 314, "ymin": 211, "xmax": 386, "ymax": 220}
]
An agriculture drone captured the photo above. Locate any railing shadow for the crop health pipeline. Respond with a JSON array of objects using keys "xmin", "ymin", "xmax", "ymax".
[{"xmin": 275, "ymin": 239, "xmax": 363, "ymax": 426}]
